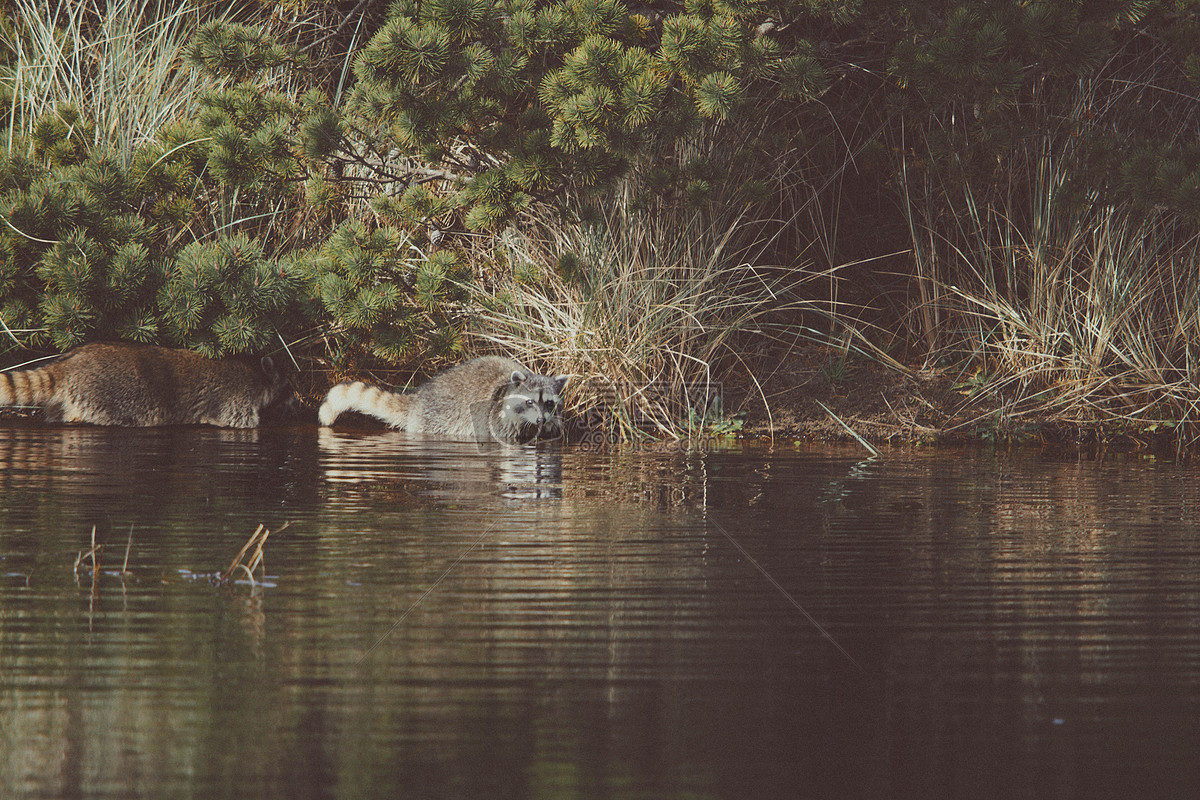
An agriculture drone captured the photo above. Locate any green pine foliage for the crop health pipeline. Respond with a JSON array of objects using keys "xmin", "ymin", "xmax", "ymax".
[
  {"xmin": 30, "ymin": 104, "xmax": 94, "ymax": 169},
  {"xmin": 300, "ymin": 221, "xmax": 466, "ymax": 368},
  {"xmin": 158, "ymin": 234, "xmax": 301, "ymax": 357},
  {"xmin": 198, "ymin": 83, "xmax": 303, "ymax": 193},
  {"xmin": 0, "ymin": 104, "xmax": 310, "ymax": 357},
  {"xmin": 184, "ymin": 21, "xmax": 297, "ymax": 81},
  {"xmin": 1, "ymin": 148, "xmax": 161, "ymax": 350},
  {"xmin": 344, "ymin": 0, "xmax": 832, "ymax": 231}
]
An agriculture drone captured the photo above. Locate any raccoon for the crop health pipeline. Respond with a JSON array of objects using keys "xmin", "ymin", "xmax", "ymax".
[
  {"xmin": 0, "ymin": 342, "xmax": 292, "ymax": 428},
  {"xmin": 319, "ymin": 356, "xmax": 568, "ymax": 444}
]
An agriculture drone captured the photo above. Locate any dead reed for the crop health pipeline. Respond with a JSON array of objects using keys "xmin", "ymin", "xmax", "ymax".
[
  {"xmin": 72, "ymin": 525, "xmax": 103, "ymax": 598},
  {"xmin": 72, "ymin": 525, "xmax": 134, "ymax": 586},
  {"xmin": 221, "ymin": 522, "xmax": 289, "ymax": 588}
]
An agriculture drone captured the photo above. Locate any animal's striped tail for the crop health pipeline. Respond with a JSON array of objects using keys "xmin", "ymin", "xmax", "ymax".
[
  {"xmin": 0, "ymin": 367, "xmax": 56, "ymax": 409},
  {"xmin": 318, "ymin": 382, "xmax": 412, "ymax": 428}
]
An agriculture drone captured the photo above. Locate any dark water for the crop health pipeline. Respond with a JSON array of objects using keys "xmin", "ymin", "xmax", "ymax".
[{"xmin": 1, "ymin": 424, "xmax": 1199, "ymax": 799}]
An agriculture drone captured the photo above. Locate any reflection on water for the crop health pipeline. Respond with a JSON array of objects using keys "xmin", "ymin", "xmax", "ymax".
[
  {"xmin": 318, "ymin": 427, "xmax": 565, "ymax": 503},
  {"xmin": 2, "ymin": 424, "xmax": 1200, "ymax": 798}
]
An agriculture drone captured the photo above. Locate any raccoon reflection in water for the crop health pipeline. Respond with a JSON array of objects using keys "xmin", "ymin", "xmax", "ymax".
[
  {"xmin": 0, "ymin": 342, "xmax": 293, "ymax": 428},
  {"xmin": 319, "ymin": 356, "xmax": 569, "ymax": 445},
  {"xmin": 318, "ymin": 427, "xmax": 564, "ymax": 502}
]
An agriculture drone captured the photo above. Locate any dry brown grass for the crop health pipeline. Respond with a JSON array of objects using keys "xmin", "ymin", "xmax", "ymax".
[
  {"xmin": 463, "ymin": 185, "xmax": 856, "ymax": 441},
  {"xmin": 221, "ymin": 522, "xmax": 288, "ymax": 587},
  {"xmin": 909, "ymin": 155, "xmax": 1200, "ymax": 445}
]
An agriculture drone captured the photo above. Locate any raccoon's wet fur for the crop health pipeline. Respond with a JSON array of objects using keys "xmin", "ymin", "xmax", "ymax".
[
  {"xmin": 319, "ymin": 356, "xmax": 569, "ymax": 444},
  {"xmin": 0, "ymin": 342, "xmax": 292, "ymax": 428}
]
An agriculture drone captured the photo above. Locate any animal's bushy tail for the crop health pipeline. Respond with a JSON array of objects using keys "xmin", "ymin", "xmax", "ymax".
[
  {"xmin": 318, "ymin": 382, "xmax": 412, "ymax": 428},
  {"xmin": 0, "ymin": 367, "xmax": 55, "ymax": 409}
]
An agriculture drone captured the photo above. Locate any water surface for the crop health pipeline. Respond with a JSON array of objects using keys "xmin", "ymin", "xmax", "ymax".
[{"xmin": 1, "ymin": 424, "xmax": 1198, "ymax": 798}]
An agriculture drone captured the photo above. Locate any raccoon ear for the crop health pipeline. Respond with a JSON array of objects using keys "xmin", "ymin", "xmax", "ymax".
[
  {"xmin": 552, "ymin": 374, "xmax": 570, "ymax": 394},
  {"xmin": 510, "ymin": 370, "xmax": 528, "ymax": 386},
  {"xmin": 260, "ymin": 356, "xmax": 279, "ymax": 380}
]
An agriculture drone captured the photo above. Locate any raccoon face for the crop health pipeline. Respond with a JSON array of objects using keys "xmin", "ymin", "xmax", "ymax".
[{"xmin": 502, "ymin": 371, "xmax": 569, "ymax": 440}]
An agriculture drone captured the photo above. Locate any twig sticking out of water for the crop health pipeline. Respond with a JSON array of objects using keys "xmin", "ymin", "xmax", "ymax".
[
  {"xmin": 73, "ymin": 525, "xmax": 103, "ymax": 598},
  {"xmin": 221, "ymin": 522, "xmax": 289, "ymax": 587},
  {"xmin": 120, "ymin": 525, "xmax": 134, "ymax": 577},
  {"xmin": 815, "ymin": 399, "xmax": 881, "ymax": 458}
]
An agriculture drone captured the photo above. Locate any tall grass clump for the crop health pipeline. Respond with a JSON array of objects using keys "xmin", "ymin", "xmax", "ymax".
[
  {"xmin": 466, "ymin": 184, "xmax": 844, "ymax": 441},
  {"xmin": 910, "ymin": 151, "xmax": 1200, "ymax": 441},
  {"xmin": 1, "ymin": 0, "xmax": 227, "ymax": 163},
  {"xmin": 890, "ymin": 8, "xmax": 1200, "ymax": 443}
]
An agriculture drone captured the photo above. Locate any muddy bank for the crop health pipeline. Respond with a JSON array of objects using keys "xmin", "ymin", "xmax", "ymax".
[{"xmin": 730, "ymin": 344, "xmax": 1194, "ymax": 454}]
